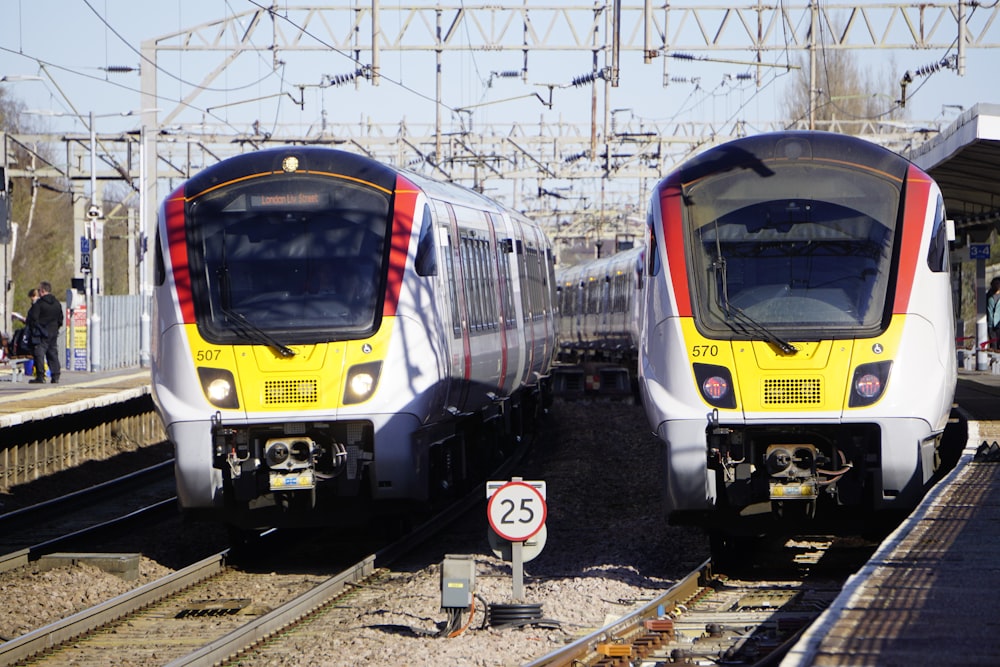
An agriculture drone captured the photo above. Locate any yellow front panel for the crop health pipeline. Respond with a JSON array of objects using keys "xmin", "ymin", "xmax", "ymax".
[
  {"xmin": 735, "ymin": 339, "xmax": 851, "ymax": 412},
  {"xmin": 186, "ymin": 317, "xmax": 395, "ymax": 411},
  {"xmin": 681, "ymin": 316, "xmax": 906, "ymax": 412},
  {"xmin": 234, "ymin": 342, "xmax": 338, "ymax": 411}
]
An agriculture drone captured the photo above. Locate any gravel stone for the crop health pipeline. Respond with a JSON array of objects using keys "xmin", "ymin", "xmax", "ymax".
[{"xmin": 0, "ymin": 397, "xmax": 712, "ymax": 664}]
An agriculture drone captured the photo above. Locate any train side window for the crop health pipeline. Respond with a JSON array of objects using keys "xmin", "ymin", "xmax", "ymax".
[
  {"xmin": 926, "ymin": 195, "xmax": 948, "ymax": 273},
  {"xmin": 519, "ymin": 247, "xmax": 532, "ymax": 322},
  {"xmin": 446, "ymin": 231, "xmax": 461, "ymax": 337},
  {"xmin": 498, "ymin": 239, "xmax": 517, "ymax": 329},
  {"xmin": 646, "ymin": 214, "xmax": 661, "ymax": 277},
  {"xmin": 460, "ymin": 235, "xmax": 478, "ymax": 331},
  {"xmin": 546, "ymin": 248, "xmax": 557, "ymax": 316},
  {"xmin": 415, "ymin": 204, "xmax": 437, "ymax": 276},
  {"xmin": 431, "ymin": 200, "xmax": 462, "ymax": 337},
  {"xmin": 154, "ymin": 230, "xmax": 165, "ymax": 286}
]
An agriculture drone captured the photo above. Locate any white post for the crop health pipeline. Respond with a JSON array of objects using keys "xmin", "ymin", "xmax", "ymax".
[
  {"xmin": 138, "ymin": 124, "xmax": 151, "ymax": 367},
  {"xmin": 88, "ymin": 111, "xmax": 102, "ymax": 372},
  {"xmin": 978, "ymin": 315, "xmax": 989, "ymax": 371},
  {"xmin": 511, "ymin": 540, "xmax": 524, "ymax": 602}
]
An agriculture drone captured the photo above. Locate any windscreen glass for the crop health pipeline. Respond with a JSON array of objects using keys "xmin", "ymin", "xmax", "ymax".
[
  {"xmin": 685, "ymin": 160, "xmax": 901, "ymax": 338},
  {"xmin": 187, "ymin": 174, "xmax": 391, "ymax": 344}
]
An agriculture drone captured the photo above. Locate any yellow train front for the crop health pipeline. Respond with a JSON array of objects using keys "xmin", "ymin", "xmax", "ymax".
[
  {"xmin": 639, "ymin": 131, "xmax": 957, "ymax": 533},
  {"xmin": 151, "ymin": 147, "xmax": 556, "ymax": 531}
]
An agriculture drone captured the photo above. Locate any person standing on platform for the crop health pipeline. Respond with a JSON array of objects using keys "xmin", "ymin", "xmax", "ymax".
[
  {"xmin": 24, "ymin": 281, "xmax": 62, "ymax": 384},
  {"xmin": 988, "ymin": 277, "xmax": 1000, "ymax": 352}
]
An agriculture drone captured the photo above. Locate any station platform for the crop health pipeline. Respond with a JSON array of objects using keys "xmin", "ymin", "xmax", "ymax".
[
  {"xmin": 0, "ymin": 367, "xmax": 151, "ymax": 428},
  {"xmin": 785, "ymin": 369, "xmax": 1000, "ymax": 666}
]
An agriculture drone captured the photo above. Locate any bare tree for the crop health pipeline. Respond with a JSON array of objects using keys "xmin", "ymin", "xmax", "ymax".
[
  {"xmin": 1, "ymin": 87, "xmax": 74, "ymax": 319},
  {"xmin": 782, "ymin": 48, "xmax": 905, "ymax": 129}
]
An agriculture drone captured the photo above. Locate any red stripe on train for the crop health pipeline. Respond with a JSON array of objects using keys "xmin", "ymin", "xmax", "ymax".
[
  {"xmin": 383, "ymin": 175, "xmax": 418, "ymax": 317},
  {"xmin": 164, "ymin": 187, "xmax": 196, "ymax": 323},
  {"xmin": 893, "ymin": 165, "xmax": 933, "ymax": 313},
  {"xmin": 657, "ymin": 175, "xmax": 691, "ymax": 316}
]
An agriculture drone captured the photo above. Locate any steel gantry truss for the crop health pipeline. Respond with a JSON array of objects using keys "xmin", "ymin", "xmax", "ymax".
[
  {"xmin": 5, "ymin": 2, "xmax": 998, "ymax": 360},
  {"xmin": 8, "ymin": 2, "xmax": 1000, "ymax": 235}
]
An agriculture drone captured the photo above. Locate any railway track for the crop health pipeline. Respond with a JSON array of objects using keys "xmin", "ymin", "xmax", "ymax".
[
  {"xmin": 0, "ymin": 547, "xmax": 375, "ymax": 667},
  {"xmin": 0, "ymin": 398, "xmax": 909, "ymax": 665},
  {"xmin": 0, "ymin": 411, "xmax": 542, "ymax": 666},
  {"xmin": 0, "ymin": 462, "xmax": 177, "ymax": 572},
  {"xmin": 0, "ymin": 484, "xmax": 504, "ymax": 667},
  {"xmin": 525, "ymin": 533, "xmax": 881, "ymax": 667}
]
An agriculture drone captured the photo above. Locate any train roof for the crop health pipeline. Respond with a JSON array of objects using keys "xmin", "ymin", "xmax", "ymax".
[
  {"xmin": 556, "ymin": 244, "xmax": 644, "ymax": 284},
  {"xmin": 183, "ymin": 146, "xmax": 400, "ymax": 198},
  {"xmin": 183, "ymin": 146, "xmax": 521, "ymax": 222},
  {"xmin": 672, "ymin": 131, "xmax": 914, "ymax": 186}
]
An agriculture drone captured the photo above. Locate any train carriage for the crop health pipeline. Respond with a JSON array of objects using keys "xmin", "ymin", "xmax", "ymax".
[
  {"xmin": 151, "ymin": 147, "xmax": 556, "ymax": 530},
  {"xmin": 556, "ymin": 244, "xmax": 644, "ymax": 364},
  {"xmin": 639, "ymin": 131, "xmax": 957, "ymax": 534}
]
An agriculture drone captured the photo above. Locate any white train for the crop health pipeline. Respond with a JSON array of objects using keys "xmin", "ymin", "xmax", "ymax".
[
  {"xmin": 150, "ymin": 147, "xmax": 557, "ymax": 531},
  {"xmin": 639, "ymin": 131, "xmax": 957, "ymax": 537},
  {"xmin": 556, "ymin": 244, "xmax": 644, "ymax": 365}
]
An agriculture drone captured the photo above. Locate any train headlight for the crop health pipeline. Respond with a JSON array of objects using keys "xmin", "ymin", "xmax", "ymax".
[
  {"xmin": 849, "ymin": 361, "xmax": 892, "ymax": 407},
  {"xmin": 855, "ymin": 374, "xmax": 881, "ymax": 398},
  {"xmin": 344, "ymin": 361, "xmax": 382, "ymax": 405},
  {"xmin": 693, "ymin": 363, "xmax": 736, "ymax": 409},
  {"xmin": 197, "ymin": 368, "xmax": 239, "ymax": 409},
  {"xmin": 702, "ymin": 376, "xmax": 728, "ymax": 400}
]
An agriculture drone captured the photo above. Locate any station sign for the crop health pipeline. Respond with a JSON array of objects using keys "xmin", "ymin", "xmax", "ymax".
[{"xmin": 970, "ymin": 243, "xmax": 990, "ymax": 260}]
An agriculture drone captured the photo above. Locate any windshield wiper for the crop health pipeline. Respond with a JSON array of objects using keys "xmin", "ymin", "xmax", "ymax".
[
  {"xmin": 215, "ymin": 232, "xmax": 295, "ymax": 358},
  {"xmin": 711, "ymin": 240, "xmax": 797, "ymax": 355},
  {"xmin": 724, "ymin": 304, "xmax": 798, "ymax": 355},
  {"xmin": 222, "ymin": 307, "xmax": 297, "ymax": 358}
]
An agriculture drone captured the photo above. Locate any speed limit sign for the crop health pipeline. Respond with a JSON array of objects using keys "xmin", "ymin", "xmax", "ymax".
[{"xmin": 487, "ymin": 480, "xmax": 547, "ymax": 542}]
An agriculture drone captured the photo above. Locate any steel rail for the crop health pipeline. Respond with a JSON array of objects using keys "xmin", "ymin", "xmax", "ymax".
[
  {"xmin": 0, "ymin": 553, "xmax": 226, "ymax": 667},
  {"xmin": 0, "ymin": 460, "xmax": 174, "ymax": 530},
  {"xmin": 164, "ymin": 408, "xmax": 542, "ymax": 666},
  {"xmin": 162, "ymin": 555, "xmax": 377, "ymax": 667},
  {"xmin": 523, "ymin": 559, "xmax": 712, "ymax": 667}
]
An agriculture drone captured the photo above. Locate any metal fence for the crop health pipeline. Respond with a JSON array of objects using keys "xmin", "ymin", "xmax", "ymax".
[{"xmin": 63, "ymin": 294, "xmax": 149, "ymax": 372}]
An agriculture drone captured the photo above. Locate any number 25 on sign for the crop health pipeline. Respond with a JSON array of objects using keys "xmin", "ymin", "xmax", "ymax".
[{"xmin": 486, "ymin": 480, "xmax": 547, "ymax": 542}]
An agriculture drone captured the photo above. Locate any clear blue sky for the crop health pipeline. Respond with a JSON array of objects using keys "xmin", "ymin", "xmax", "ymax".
[{"xmin": 1, "ymin": 1, "xmax": 997, "ymax": 151}]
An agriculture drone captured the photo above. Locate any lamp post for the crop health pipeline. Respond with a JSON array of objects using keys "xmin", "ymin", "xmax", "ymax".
[
  {"xmin": 87, "ymin": 110, "xmax": 102, "ymax": 372},
  {"xmin": 138, "ymin": 123, "xmax": 150, "ymax": 368}
]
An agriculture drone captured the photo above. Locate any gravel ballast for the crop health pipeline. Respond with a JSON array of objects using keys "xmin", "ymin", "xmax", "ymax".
[{"xmin": 0, "ymin": 397, "xmax": 712, "ymax": 664}]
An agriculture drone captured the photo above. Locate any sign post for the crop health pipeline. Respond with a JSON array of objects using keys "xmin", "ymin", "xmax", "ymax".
[{"xmin": 487, "ymin": 478, "xmax": 547, "ymax": 601}]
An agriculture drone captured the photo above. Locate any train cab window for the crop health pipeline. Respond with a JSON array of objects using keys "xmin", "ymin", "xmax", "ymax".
[
  {"xmin": 646, "ymin": 212, "xmax": 661, "ymax": 277},
  {"xmin": 153, "ymin": 230, "xmax": 165, "ymax": 287},
  {"xmin": 926, "ymin": 195, "xmax": 948, "ymax": 274},
  {"xmin": 684, "ymin": 159, "xmax": 901, "ymax": 336},
  {"xmin": 415, "ymin": 205, "xmax": 438, "ymax": 277},
  {"xmin": 186, "ymin": 174, "xmax": 391, "ymax": 343}
]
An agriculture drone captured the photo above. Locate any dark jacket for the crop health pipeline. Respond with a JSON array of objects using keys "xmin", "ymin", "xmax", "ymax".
[{"xmin": 25, "ymin": 293, "xmax": 63, "ymax": 342}]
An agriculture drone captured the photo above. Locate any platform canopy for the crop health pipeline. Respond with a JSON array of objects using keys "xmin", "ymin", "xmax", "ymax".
[{"xmin": 908, "ymin": 103, "xmax": 1000, "ymax": 245}]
